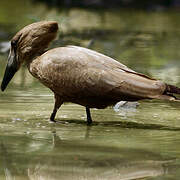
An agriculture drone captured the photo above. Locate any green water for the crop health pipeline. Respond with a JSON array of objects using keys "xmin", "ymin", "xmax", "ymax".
[{"xmin": 0, "ymin": 1, "xmax": 180, "ymax": 179}]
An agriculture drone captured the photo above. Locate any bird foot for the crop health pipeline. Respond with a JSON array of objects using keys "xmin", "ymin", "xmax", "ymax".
[{"xmin": 49, "ymin": 119, "xmax": 56, "ymax": 123}]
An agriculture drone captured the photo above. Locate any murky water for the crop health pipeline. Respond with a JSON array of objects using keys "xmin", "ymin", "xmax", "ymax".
[{"xmin": 1, "ymin": 1, "xmax": 180, "ymax": 179}]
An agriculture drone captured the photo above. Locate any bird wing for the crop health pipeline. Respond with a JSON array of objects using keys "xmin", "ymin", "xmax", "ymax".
[
  {"xmin": 67, "ymin": 46, "xmax": 156, "ymax": 80},
  {"xmin": 64, "ymin": 46, "xmax": 165, "ymax": 99},
  {"xmin": 79, "ymin": 67, "xmax": 166, "ymax": 100},
  {"xmin": 39, "ymin": 46, "xmax": 166, "ymax": 101}
]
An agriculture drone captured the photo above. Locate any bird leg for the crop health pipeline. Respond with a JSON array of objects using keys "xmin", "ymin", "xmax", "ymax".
[
  {"xmin": 50, "ymin": 94, "xmax": 63, "ymax": 122},
  {"xmin": 86, "ymin": 107, "xmax": 92, "ymax": 125}
]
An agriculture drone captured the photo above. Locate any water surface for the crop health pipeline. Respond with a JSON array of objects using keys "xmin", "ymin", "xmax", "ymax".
[{"xmin": 0, "ymin": 1, "xmax": 180, "ymax": 179}]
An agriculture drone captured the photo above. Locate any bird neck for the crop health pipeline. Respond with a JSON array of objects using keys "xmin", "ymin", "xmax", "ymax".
[
  {"xmin": 27, "ymin": 54, "xmax": 41, "ymax": 80},
  {"xmin": 25, "ymin": 48, "xmax": 47, "ymax": 65}
]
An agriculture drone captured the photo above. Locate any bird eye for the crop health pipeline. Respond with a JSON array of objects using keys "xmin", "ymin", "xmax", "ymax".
[
  {"xmin": 11, "ymin": 40, "xmax": 17, "ymax": 46},
  {"xmin": 11, "ymin": 40, "xmax": 18, "ymax": 49}
]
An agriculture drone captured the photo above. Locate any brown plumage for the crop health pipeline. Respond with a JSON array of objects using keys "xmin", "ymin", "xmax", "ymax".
[{"xmin": 1, "ymin": 21, "xmax": 180, "ymax": 124}]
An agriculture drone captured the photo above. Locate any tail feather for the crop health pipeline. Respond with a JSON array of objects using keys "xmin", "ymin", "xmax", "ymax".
[
  {"xmin": 165, "ymin": 84, "xmax": 180, "ymax": 95},
  {"xmin": 161, "ymin": 84, "xmax": 180, "ymax": 101}
]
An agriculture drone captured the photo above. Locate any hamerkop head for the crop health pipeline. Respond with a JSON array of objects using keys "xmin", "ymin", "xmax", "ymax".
[{"xmin": 1, "ymin": 21, "xmax": 58, "ymax": 91}]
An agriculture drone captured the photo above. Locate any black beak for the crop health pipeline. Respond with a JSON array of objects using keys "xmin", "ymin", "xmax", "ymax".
[{"xmin": 1, "ymin": 47, "xmax": 18, "ymax": 91}]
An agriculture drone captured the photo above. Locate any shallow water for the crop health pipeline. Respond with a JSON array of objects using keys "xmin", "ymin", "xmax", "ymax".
[{"xmin": 0, "ymin": 1, "xmax": 180, "ymax": 179}]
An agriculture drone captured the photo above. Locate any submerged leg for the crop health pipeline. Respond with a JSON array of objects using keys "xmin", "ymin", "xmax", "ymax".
[
  {"xmin": 50, "ymin": 94, "xmax": 63, "ymax": 122},
  {"xmin": 86, "ymin": 107, "xmax": 92, "ymax": 125}
]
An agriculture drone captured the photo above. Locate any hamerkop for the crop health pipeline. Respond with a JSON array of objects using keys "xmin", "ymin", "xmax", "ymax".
[{"xmin": 1, "ymin": 21, "xmax": 180, "ymax": 124}]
